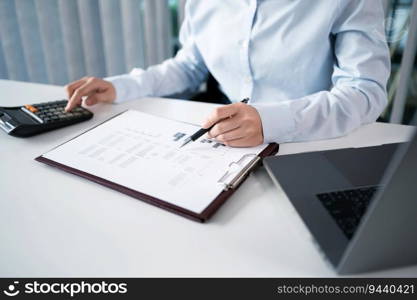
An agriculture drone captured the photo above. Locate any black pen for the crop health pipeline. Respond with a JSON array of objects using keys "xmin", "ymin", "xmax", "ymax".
[{"xmin": 180, "ymin": 98, "xmax": 250, "ymax": 148}]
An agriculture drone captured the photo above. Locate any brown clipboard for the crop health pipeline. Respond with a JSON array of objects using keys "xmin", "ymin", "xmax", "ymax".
[{"xmin": 35, "ymin": 111, "xmax": 279, "ymax": 222}]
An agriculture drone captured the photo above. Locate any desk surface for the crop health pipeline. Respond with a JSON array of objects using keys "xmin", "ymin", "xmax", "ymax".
[{"xmin": 1, "ymin": 79, "xmax": 416, "ymax": 277}]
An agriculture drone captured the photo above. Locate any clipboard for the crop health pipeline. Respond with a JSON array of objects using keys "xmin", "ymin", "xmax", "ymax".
[{"xmin": 35, "ymin": 110, "xmax": 279, "ymax": 222}]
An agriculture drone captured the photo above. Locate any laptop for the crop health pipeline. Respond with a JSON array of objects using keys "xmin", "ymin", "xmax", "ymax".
[{"xmin": 264, "ymin": 126, "xmax": 417, "ymax": 274}]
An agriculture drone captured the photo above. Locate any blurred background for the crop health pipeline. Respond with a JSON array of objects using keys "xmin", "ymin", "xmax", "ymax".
[{"xmin": 0, "ymin": 0, "xmax": 416, "ymax": 124}]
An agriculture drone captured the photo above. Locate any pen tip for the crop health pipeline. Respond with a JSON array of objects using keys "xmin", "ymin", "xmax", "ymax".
[
  {"xmin": 180, "ymin": 137, "xmax": 194, "ymax": 148},
  {"xmin": 179, "ymin": 137, "xmax": 193, "ymax": 148}
]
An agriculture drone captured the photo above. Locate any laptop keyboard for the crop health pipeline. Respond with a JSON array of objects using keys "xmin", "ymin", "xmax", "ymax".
[{"xmin": 316, "ymin": 186, "xmax": 379, "ymax": 239}]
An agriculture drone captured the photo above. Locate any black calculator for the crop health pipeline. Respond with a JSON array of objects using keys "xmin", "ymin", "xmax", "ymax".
[{"xmin": 0, "ymin": 100, "xmax": 93, "ymax": 137}]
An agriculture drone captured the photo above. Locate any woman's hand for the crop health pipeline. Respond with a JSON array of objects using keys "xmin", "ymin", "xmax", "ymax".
[
  {"xmin": 202, "ymin": 102, "xmax": 264, "ymax": 147},
  {"xmin": 64, "ymin": 77, "xmax": 116, "ymax": 112}
]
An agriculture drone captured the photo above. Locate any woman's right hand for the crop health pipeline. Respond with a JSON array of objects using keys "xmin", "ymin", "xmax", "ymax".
[{"xmin": 64, "ymin": 77, "xmax": 116, "ymax": 112}]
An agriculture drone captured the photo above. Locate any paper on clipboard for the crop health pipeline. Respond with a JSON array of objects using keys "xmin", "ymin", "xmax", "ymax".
[{"xmin": 40, "ymin": 110, "xmax": 270, "ymax": 214}]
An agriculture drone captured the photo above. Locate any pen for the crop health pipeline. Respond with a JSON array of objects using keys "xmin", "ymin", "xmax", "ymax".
[{"xmin": 180, "ymin": 98, "xmax": 250, "ymax": 148}]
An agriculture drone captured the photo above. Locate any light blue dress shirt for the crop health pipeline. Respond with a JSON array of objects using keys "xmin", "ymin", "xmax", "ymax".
[{"xmin": 107, "ymin": 0, "xmax": 390, "ymax": 144}]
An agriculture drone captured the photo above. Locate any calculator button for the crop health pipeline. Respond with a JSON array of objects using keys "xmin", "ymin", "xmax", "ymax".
[
  {"xmin": 17, "ymin": 100, "xmax": 93, "ymax": 134},
  {"xmin": 21, "ymin": 107, "xmax": 43, "ymax": 123},
  {"xmin": 24, "ymin": 105, "xmax": 38, "ymax": 113}
]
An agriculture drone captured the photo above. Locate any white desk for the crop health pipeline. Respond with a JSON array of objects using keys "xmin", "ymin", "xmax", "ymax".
[{"xmin": 1, "ymin": 80, "xmax": 416, "ymax": 277}]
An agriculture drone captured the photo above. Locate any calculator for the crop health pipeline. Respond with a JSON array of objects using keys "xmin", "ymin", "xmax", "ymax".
[{"xmin": 0, "ymin": 100, "xmax": 93, "ymax": 137}]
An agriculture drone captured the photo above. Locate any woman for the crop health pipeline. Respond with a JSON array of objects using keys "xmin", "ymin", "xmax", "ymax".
[{"xmin": 65, "ymin": 0, "xmax": 390, "ymax": 147}]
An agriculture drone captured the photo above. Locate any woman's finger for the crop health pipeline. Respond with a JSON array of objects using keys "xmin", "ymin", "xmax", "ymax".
[
  {"xmin": 208, "ymin": 116, "xmax": 241, "ymax": 138},
  {"xmin": 65, "ymin": 78, "xmax": 87, "ymax": 99},
  {"xmin": 215, "ymin": 127, "xmax": 246, "ymax": 143}
]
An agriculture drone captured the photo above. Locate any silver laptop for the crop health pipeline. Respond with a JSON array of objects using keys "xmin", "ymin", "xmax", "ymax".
[{"xmin": 264, "ymin": 126, "xmax": 417, "ymax": 274}]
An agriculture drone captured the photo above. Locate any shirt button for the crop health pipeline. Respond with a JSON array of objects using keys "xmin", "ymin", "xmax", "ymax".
[{"xmin": 239, "ymin": 39, "xmax": 249, "ymax": 48}]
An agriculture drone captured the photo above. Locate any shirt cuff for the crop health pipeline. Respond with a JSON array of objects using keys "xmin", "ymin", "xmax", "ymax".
[
  {"xmin": 105, "ymin": 75, "xmax": 126, "ymax": 104},
  {"xmin": 251, "ymin": 102, "xmax": 296, "ymax": 143},
  {"xmin": 105, "ymin": 69, "xmax": 149, "ymax": 104}
]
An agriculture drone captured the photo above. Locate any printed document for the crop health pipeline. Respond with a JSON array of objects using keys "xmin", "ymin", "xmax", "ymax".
[{"xmin": 42, "ymin": 110, "xmax": 268, "ymax": 213}]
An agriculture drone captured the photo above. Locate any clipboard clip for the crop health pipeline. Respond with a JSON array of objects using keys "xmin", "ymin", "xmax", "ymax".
[{"xmin": 218, "ymin": 154, "xmax": 261, "ymax": 191}]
